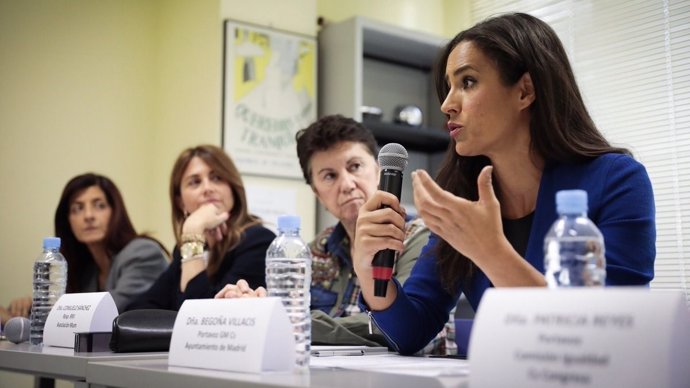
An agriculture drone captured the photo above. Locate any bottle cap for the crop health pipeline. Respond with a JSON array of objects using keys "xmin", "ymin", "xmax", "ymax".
[
  {"xmin": 556, "ymin": 190, "xmax": 588, "ymax": 214},
  {"xmin": 43, "ymin": 237, "xmax": 61, "ymax": 249},
  {"xmin": 277, "ymin": 215, "xmax": 300, "ymax": 231}
]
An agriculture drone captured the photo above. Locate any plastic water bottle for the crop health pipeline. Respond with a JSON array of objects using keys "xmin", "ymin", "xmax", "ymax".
[
  {"xmin": 265, "ymin": 215, "xmax": 312, "ymax": 369},
  {"xmin": 544, "ymin": 190, "xmax": 606, "ymax": 288},
  {"xmin": 30, "ymin": 237, "xmax": 68, "ymax": 345}
]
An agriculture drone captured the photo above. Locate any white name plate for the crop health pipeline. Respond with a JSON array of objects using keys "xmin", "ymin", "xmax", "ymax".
[
  {"xmin": 43, "ymin": 292, "xmax": 118, "ymax": 348},
  {"xmin": 168, "ymin": 297, "xmax": 295, "ymax": 373},
  {"xmin": 469, "ymin": 288, "xmax": 690, "ymax": 388}
]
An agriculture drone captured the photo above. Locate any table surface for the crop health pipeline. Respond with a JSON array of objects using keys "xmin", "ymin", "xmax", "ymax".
[
  {"xmin": 0, "ymin": 340, "xmax": 469, "ymax": 388},
  {"xmin": 87, "ymin": 358, "xmax": 469, "ymax": 388},
  {"xmin": 0, "ymin": 340, "xmax": 167, "ymax": 381}
]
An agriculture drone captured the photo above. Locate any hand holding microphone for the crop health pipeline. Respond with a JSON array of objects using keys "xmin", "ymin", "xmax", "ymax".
[{"xmin": 372, "ymin": 143, "xmax": 408, "ymax": 297}]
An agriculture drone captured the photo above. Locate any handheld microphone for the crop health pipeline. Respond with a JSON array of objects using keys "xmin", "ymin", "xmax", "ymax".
[
  {"xmin": 372, "ymin": 143, "xmax": 408, "ymax": 297},
  {"xmin": 4, "ymin": 316, "xmax": 31, "ymax": 344}
]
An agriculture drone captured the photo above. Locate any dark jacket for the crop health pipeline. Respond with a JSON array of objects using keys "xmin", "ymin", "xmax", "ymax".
[{"xmin": 128, "ymin": 224, "xmax": 275, "ymax": 311}]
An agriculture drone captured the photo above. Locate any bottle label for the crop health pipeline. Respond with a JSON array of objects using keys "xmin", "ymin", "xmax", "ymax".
[{"xmin": 544, "ymin": 236, "xmax": 606, "ymax": 288}]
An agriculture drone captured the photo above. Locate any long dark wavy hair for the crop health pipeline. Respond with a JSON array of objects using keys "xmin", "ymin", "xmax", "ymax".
[
  {"xmin": 169, "ymin": 145, "xmax": 261, "ymax": 280},
  {"xmin": 55, "ymin": 173, "xmax": 168, "ymax": 293},
  {"xmin": 433, "ymin": 13, "xmax": 630, "ymax": 292}
]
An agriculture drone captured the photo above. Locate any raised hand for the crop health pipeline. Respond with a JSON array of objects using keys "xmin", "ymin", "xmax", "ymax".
[
  {"xmin": 182, "ymin": 203, "xmax": 230, "ymax": 245},
  {"xmin": 412, "ymin": 166, "xmax": 505, "ymax": 267}
]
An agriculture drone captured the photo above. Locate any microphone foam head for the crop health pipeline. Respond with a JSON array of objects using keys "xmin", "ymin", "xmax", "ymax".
[
  {"xmin": 378, "ymin": 143, "xmax": 408, "ymax": 172},
  {"xmin": 4, "ymin": 316, "xmax": 30, "ymax": 344}
]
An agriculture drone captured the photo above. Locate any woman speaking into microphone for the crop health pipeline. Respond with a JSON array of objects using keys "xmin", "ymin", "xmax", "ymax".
[{"xmin": 353, "ymin": 13, "xmax": 655, "ymax": 356}]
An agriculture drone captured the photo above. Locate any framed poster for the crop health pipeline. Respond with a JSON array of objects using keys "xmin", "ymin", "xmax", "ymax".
[{"xmin": 222, "ymin": 20, "xmax": 316, "ymax": 179}]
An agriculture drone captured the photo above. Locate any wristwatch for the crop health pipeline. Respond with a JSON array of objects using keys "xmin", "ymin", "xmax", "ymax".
[{"xmin": 181, "ymin": 240, "xmax": 204, "ymax": 261}]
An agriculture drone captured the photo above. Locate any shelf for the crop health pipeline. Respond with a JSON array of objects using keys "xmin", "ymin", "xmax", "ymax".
[
  {"xmin": 361, "ymin": 19, "xmax": 447, "ymax": 70},
  {"xmin": 318, "ymin": 17, "xmax": 449, "ymax": 231},
  {"xmin": 363, "ymin": 119, "xmax": 450, "ymax": 153}
]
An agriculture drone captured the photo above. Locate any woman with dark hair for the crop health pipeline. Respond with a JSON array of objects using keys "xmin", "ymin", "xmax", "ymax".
[
  {"xmin": 128, "ymin": 145, "xmax": 275, "ymax": 311},
  {"xmin": 353, "ymin": 12, "xmax": 656, "ymax": 355},
  {"xmin": 2, "ymin": 173, "xmax": 169, "ymax": 319}
]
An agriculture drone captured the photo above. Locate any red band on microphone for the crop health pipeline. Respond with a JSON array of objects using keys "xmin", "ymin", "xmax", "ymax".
[{"xmin": 372, "ymin": 266, "xmax": 394, "ymax": 280}]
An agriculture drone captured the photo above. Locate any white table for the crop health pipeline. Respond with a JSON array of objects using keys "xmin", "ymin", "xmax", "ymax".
[
  {"xmin": 0, "ymin": 340, "xmax": 167, "ymax": 387},
  {"xmin": 87, "ymin": 357, "xmax": 469, "ymax": 388},
  {"xmin": 1, "ymin": 340, "xmax": 469, "ymax": 388}
]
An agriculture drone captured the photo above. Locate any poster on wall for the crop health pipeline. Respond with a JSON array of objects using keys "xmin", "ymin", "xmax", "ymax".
[{"xmin": 222, "ymin": 20, "xmax": 317, "ymax": 179}]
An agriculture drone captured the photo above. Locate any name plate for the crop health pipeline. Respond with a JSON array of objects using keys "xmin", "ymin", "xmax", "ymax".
[
  {"xmin": 469, "ymin": 288, "xmax": 690, "ymax": 388},
  {"xmin": 43, "ymin": 292, "xmax": 118, "ymax": 348},
  {"xmin": 168, "ymin": 297, "xmax": 295, "ymax": 373}
]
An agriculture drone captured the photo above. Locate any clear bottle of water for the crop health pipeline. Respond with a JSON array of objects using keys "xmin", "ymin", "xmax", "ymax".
[
  {"xmin": 30, "ymin": 237, "xmax": 68, "ymax": 345},
  {"xmin": 265, "ymin": 215, "xmax": 312, "ymax": 369},
  {"xmin": 544, "ymin": 190, "xmax": 606, "ymax": 288}
]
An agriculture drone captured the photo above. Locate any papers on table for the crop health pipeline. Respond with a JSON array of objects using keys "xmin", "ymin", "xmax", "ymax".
[
  {"xmin": 311, "ymin": 345, "xmax": 388, "ymax": 357},
  {"xmin": 310, "ymin": 352, "xmax": 469, "ymax": 377}
]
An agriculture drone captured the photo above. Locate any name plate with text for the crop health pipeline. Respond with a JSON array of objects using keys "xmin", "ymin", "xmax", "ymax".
[
  {"xmin": 168, "ymin": 297, "xmax": 295, "ymax": 373},
  {"xmin": 469, "ymin": 288, "xmax": 690, "ymax": 388},
  {"xmin": 43, "ymin": 292, "xmax": 118, "ymax": 348}
]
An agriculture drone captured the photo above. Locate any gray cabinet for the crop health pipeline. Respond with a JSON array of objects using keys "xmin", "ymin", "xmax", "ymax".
[
  {"xmin": 317, "ymin": 16, "xmax": 449, "ymax": 228},
  {"xmin": 318, "ymin": 16, "xmax": 449, "ymax": 149}
]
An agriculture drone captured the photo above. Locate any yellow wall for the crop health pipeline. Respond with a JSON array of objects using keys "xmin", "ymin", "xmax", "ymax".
[
  {"xmin": 443, "ymin": 0, "xmax": 473, "ymax": 37},
  {"xmin": 0, "ymin": 0, "xmax": 160, "ymax": 304},
  {"xmin": 148, "ymin": 0, "xmax": 227, "ymax": 254},
  {"xmin": 318, "ymin": 0, "xmax": 447, "ymax": 36},
  {"xmin": 0, "ymin": 1, "xmax": 466, "ymax": 385},
  {"xmin": 0, "ymin": 0, "xmax": 318, "ymax": 306},
  {"xmin": 0, "ymin": 1, "xmax": 161, "ymax": 386},
  {"xmin": 317, "ymin": 0, "xmax": 472, "ymax": 37}
]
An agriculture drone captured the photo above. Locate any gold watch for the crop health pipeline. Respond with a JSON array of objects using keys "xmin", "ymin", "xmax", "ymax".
[{"xmin": 181, "ymin": 240, "xmax": 204, "ymax": 261}]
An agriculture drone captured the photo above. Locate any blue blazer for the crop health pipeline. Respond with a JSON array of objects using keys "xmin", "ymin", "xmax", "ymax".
[{"xmin": 365, "ymin": 153, "xmax": 656, "ymax": 354}]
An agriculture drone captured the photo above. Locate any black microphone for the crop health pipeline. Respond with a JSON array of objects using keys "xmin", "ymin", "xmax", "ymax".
[
  {"xmin": 4, "ymin": 316, "xmax": 30, "ymax": 344},
  {"xmin": 372, "ymin": 143, "xmax": 408, "ymax": 297}
]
